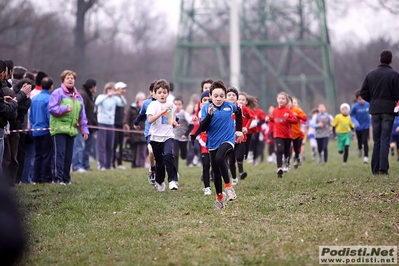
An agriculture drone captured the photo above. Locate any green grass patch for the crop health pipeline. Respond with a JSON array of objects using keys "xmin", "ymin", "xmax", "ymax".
[{"xmin": 16, "ymin": 142, "xmax": 399, "ymax": 265}]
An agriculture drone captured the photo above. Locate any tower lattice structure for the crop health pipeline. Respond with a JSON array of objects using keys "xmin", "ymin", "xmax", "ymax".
[{"xmin": 173, "ymin": 0, "xmax": 336, "ymax": 111}]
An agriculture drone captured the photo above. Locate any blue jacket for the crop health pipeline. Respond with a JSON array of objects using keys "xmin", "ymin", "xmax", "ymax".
[
  {"xmin": 350, "ymin": 102, "xmax": 371, "ymax": 131},
  {"xmin": 30, "ymin": 90, "xmax": 51, "ymax": 137},
  {"xmin": 392, "ymin": 116, "xmax": 399, "ymax": 136},
  {"xmin": 134, "ymin": 97, "xmax": 156, "ymax": 137}
]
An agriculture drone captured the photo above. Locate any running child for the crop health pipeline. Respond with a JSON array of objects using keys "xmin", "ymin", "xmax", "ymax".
[
  {"xmin": 226, "ymin": 86, "xmax": 254, "ymax": 185},
  {"xmin": 146, "ymin": 79, "xmax": 179, "ymax": 191},
  {"xmin": 332, "ymin": 103, "xmax": 355, "ymax": 164},
  {"xmin": 198, "ymin": 80, "xmax": 243, "ymax": 209},
  {"xmin": 267, "ymin": 92, "xmax": 298, "ymax": 178},
  {"xmin": 134, "ymin": 80, "xmax": 157, "ymax": 185}
]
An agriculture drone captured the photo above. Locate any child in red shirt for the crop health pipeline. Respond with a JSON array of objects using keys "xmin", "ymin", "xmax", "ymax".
[
  {"xmin": 226, "ymin": 87, "xmax": 255, "ymax": 185},
  {"xmin": 268, "ymin": 92, "xmax": 298, "ymax": 178}
]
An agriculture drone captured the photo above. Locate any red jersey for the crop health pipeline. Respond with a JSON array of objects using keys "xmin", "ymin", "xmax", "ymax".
[
  {"xmin": 232, "ymin": 104, "xmax": 255, "ymax": 142},
  {"xmin": 265, "ymin": 115, "xmax": 274, "ymax": 142},
  {"xmin": 248, "ymin": 108, "xmax": 266, "ymax": 134},
  {"xmin": 271, "ymin": 105, "xmax": 298, "ymax": 139}
]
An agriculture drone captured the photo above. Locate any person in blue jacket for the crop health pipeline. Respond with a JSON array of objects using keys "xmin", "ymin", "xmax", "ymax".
[{"xmin": 350, "ymin": 90, "xmax": 371, "ymax": 164}]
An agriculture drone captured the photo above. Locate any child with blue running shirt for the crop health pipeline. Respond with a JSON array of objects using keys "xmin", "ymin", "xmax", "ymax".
[
  {"xmin": 350, "ymin": 90, "xmax": 371, "ymax": 163},
  {"xmin": 199, "ymin": 80, "xmax": 243, "ymax": 209},
  {"xmin": 134, "ymin": 80, "xmax": 157, "ymax": 185},
  {"xmin": 390, "ymin": 116, "xmax": 399, "ymax": 161},
  {"xmin": 332, "ymin": 103, "xmax": 355, "ymax": 164},
  {"xmin": 146, "ymin": 79, "xmax": 179, "ymax": 191}
]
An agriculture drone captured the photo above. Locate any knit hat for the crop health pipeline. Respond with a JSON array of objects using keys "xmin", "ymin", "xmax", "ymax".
[
  {"xmin": 201, "ymin": 90, "xmax": 210, "ymax": 101},
  {"xmin": 115, "ymin": 82, "xmax": 127, "ymax": 90},
  {"xmin": 340, "ymin": 103, "xmax": 350, "ymax": 112},
  {"xmin": 227, "ymin": 86, "xmax": 239, "ymax": 99},
  {"xmin": 35, "ymin": 71, "xmax": 48, "ymax": 86}
]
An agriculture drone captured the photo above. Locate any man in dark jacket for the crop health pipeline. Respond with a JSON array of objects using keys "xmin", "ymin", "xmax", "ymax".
[
  {"xmin": 0, "ymin": 60, "xmax": 30, "ymax": 178},
  {"xmin": 360, "ymin": 50, "xmax": 399, "ymax": 175},
  {"xmin": 72, "ymin": 78, "xmax": 97, "ymax": 172},
  {"xmin": 2, "ymin": 61, "xmax": 32, "ymax": 185}
]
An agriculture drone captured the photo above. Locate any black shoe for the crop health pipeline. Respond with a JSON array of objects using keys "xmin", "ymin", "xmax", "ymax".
[
  {"xmin": 239, "ymin": 172, "xmax": 247, "ymax": 180},
  {"xmin": 277, "ymin": 168, "xmax": 283, "ymax": 178}
]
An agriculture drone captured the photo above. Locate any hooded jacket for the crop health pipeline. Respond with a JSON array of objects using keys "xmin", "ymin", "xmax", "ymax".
[{"xmin": 48, "ymin": 84, "xmax": 89, "ymax": 137}]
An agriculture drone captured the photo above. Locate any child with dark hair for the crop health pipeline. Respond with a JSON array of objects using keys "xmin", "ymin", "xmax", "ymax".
[
  {"xmin": 193, "ymin": 90, "xmax": 213, "ymax": 195},
  {"xmin": 173, "ymin": 96, "xmax": 193, "ymax": 177},
  {"xmin": 30, "ymin": 71, "xmax": 48, "ymax": 99},
  {"xmin": 226, "ymin": 86, "xmax": 254, "ymax": 185},
  {"xmin": 134, "ymin": 80, "xmax": 157, "ymax": 184},
  {"xmin": 350, "ymin": 89, "xmax": 371, "ymax": 163},
  {"xmin": 198, "ymin": 80, "xmax": 243, "ymax": 209},
  {"xmin": 147, "ymin": 79, "xmax": 179, "ymax": 191}
]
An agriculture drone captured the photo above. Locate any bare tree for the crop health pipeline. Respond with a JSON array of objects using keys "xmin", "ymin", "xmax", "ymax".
[{"xmin": 74, "ymin": 0, "xmax": 98, "ymax": 74}]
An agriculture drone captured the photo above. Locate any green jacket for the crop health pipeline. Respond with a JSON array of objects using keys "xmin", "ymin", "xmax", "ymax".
[{"xmin": 49, "ymin": 85, "xmax": 89, "ymax": 137}]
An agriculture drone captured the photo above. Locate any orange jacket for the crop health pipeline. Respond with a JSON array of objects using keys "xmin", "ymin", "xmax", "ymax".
[{"xmin": 291, "ymin": 106, "xmax": 307, "ymax": 139}]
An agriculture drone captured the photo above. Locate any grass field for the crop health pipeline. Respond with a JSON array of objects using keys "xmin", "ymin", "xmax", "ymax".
[{"xmin": 15, "ymin": 142, "xmax": 399, "ymax": 265}]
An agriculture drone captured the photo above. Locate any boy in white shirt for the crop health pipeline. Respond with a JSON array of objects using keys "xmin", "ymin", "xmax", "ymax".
[{"xmin": 146, "ymin": 79, "xmax": 179, "ymax": 191}]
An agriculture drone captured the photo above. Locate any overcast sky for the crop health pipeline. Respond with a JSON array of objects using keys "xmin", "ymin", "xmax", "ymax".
[{"xmin": 35, "ymin": 0, "xmax": 399, "ymax": 47}]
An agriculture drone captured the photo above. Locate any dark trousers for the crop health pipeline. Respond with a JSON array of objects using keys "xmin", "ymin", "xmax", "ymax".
[
  {"xmin": 97, "ymin": 124, "xmax": 115, "ymax": 169},
  {"xmin": 3, "ymin": 133, "xmax": 20, "ymax": 185},
  {"xmin": 292, "ymin": 138, "xmax": 303, "ymax": 160},
  {"xmin": 186, "ymin": 139, "xmax": 200, "ymax": 166},
  {"xmin": 316, "ymin": 137, "xmax": 329, "ymax": 162},
  {"xmin": 251, "ymin": 133, "xmax": 261, "ymax": 161},
  {"xmin": 173, "ymin": 140, "xmax": 188, "ymax": 172},
  {"xmin": 356, "ymin": 129, "xmax": 369, "ymax": 157},
  {"xmin": 274, "ymin": 138, "xmax": 292, "ymax": 168},
  {"xmin": 201, "ymin": 153, "xmax": 211, "ymax": 188},
  {"xmin": 16, "ymin": 133, "xmax": 26, "ymax": 183},
  {"xmin": 33, "ymin": 134, "xmax": 53, "ymax": 183},
  {"xmin": 371, "ymin": 114, "xmax": 394, "ymax": 174},
  {"xmin": 210, "ymin": 143, "xmax": 233, "ymax": 195},
  {"xmin": 53, "ymin": 134, "xmax": 74, "ymax": 183},
  {"xmin": 113, "ymin": 127, "xmax": 124, "ymax": 167},
  {"xmin": 228, "ymin": 142, "xmax": 245, "ymax": 179},
  {"xmin": 82, "ymin": 132, "xmax": 94, "ymax": 170},
  {"xmin": 21, "ymin": 133, "xmax": 35, "ymax": 183},
  {"xmin": 244, "ymin": 134, "xmax": 253, "ymax": 159},
  {"xmin": 150, "ymin": 138, "xmax": 178, "ymax": 184}
]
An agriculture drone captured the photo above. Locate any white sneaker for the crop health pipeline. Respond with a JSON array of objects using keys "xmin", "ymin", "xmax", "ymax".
[
  {"xmin": 363, "ymin": 156, "xmax": 369, "ymax": 164},
  {"xmin": 155, "ymin": 182, "xmax": 165, "ymax": 192},
  {"xmin": 117, "ymin": 165, "xmax": 126, "ymax": 170},
  {"xmin": 59, "ymin": 182, "xmax": 66, "ymax": 186},
  {"xmin": 225, "ymin": 187, "xmax": 237, "ymax": 201},
  {"xmin": 232, "ymin": 178, "xmax": 239, "ymax": 186},
  {"xmin": 215, "ymin": 192, "xmax": 226, "ymax": 209},
  {"xmin": 169, "ymin": 180, "xmax": 178, "ymax": 190},
  {"xmin": 76, "ymin": 168, "xmax": 86, "ymax": 173},
  {"xmin": 193, "ymin": 155, "xmax": 199, "ymax": 166},
  {"xmin": 203, "ymin": 187, "xmax": 212, "ymax": 195}
]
